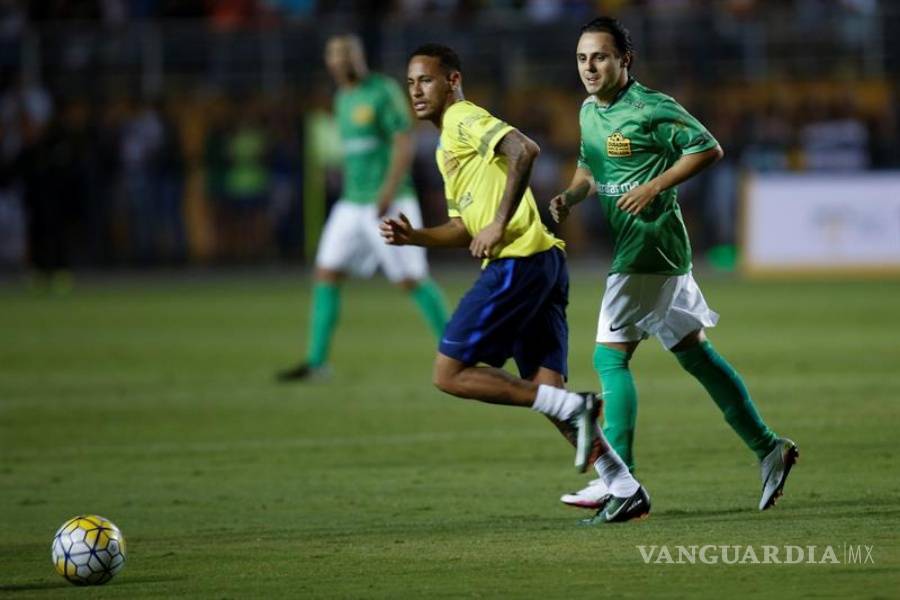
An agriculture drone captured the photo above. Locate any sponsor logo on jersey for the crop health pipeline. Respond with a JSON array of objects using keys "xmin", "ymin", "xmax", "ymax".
[
  {"xmin": 607, "ymin": 131, "xmax": 632, "ymax": 157},
  {"xmin": 596, "ymin": 180, "xmax": 639, "ymax": 196},
  {"xmin": 457, "ymin": 191, "xmax": 473, "ymax": 212},
  {"xmin": 343, "ymin": 136, "xmax": 379, "ymax": 155},
  {"xmin": 352, "ymin": 104, "xmax": 375, "ymax": 125}
]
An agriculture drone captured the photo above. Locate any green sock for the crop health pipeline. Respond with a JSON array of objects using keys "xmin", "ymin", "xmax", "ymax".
[
  {"xmin": 306, "ymin": 282, "xmax": 340, "ymax": 367},
  {"xmin": 410, "ymin": 279, "xmax": 449, "ymax": 340},
  {"xmin": 675, "ymin": 340, "xmax": 777, "ymax": 460},
  {"xmin": 593, "ymin": 344, "xmax": 638, "ymax": 470}
]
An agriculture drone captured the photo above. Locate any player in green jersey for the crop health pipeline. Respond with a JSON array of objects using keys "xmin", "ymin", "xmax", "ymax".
[
  {"xmin": 551, "ymin": 17, "xmax": 797, "ymax": 513},
  {"xmin": 278, "ymin": 34, "xmax": 449, "ymax": 381}
]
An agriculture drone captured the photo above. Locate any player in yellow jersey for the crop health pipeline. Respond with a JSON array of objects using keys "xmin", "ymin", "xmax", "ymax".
[{"xmin": 379, "ymin": 43, "xmax": 649, "ymax": 523}]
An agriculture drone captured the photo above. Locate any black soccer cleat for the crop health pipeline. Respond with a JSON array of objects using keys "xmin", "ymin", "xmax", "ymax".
[{"xmin": 581, "ymin": 485, "xmax": 651, "ymax": 525}]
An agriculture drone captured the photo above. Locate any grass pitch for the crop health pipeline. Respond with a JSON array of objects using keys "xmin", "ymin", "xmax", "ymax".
[{"xmin": 1, "ymin": 267, "xmax": 899, "ymax": 598}]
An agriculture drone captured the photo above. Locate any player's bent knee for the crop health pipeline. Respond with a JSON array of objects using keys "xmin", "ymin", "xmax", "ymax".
[
  {"xmin": 432, "ymin": 354, "xmax": 465, "ymax": 396},
  {"xmin": 395, "ymin": 278, "xmax": 419, "ymax": 292},
  {"xmin": 670, "ymin": 328, "xmax": 706, "ymax": 353},
  {"xmin": 593, "ymin": 343, "xmax": 632, "ymax": 373},
  {"xmin": 314, "ymin": 268, "xmax": 345, "ymax": 284},
  {"xmin": 432, "ymin": 372, "xmax": 455, "ymax": 395},
  {"xmin": 432, "ymin": 369, "xmax": 461, "ymax": 396}
]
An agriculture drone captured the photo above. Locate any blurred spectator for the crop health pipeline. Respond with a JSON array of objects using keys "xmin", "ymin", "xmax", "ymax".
[
  {"xmin": 87, "ymin": 96, "xmax": 126, "ymax": 266},
  {"xmin": 265, "ymin": 101, "xmax": 303, "ymax": 259},
  {"xmin": 0, "ymin": 0, "xmax": 25, "ymax": 40},
  {"xmin": 204, "ymin": 101, "xmax": 230, "ymax": 259},
  {"xmin": 740, "ymin": 102, "xmax": 794, "ymax": 172},
  {"xmin": 208, "ymin": 0, "xmax": 261, "ymax": 30},
  {"xmin": 262, "ymin": 0, "xmax": 315, "ymax": 18},
  {"xmin": 0, "ymin": 78, "xmax": 24, "ymax": 266},
  {"xmin": 214, "ymin": 108, "xmax": 271, "ymax": 261},
  {"xmin": 156, "ymin": 99, "xmax": 187, "ymax": 264},
  {"xmin": 1, "ymin": 73, "xmax": 53, "ymax": 161},
  {"xmin": 0, "ymin": 4, "xmax": 896, "ymax": 271},
  {"xmin": 18, "ymin": 99, "xmax": 92, "ymax": 286},
  {"xmin": 118, "ymin": 97, "xmax": 164, "ymax": 264},
  {"xmin": 0, "ymin": 73, "xmax": 54, "ymax": 273}
]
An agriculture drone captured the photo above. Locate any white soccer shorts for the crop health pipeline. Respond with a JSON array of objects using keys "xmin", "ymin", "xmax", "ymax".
[
  {"xmin": 314, "ymin": 197, "xmax": 428, "ymax": 282},
  {"xmin": 596, "ymin": 272, "xmax": 720, "ymax": 349}
]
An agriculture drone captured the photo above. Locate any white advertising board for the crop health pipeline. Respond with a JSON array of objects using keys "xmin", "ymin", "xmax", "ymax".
[{"xmin": 742, "ymin": 173, "xmax": 900, "ymax": 275}]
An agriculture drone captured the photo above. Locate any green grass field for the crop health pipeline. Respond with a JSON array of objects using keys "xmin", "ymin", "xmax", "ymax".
[{"xmin": 2, "ymin": 268, "xmax": 899, "ymax": 598}]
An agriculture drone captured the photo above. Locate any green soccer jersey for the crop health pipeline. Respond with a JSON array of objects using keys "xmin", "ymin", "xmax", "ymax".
[
  {"xmin": 334, "ymin": 73, "xmax": 414, "ymax": 204},
  {"xmin": 577, "ymin": 79, "xmax": 718, "ymax": 275}
]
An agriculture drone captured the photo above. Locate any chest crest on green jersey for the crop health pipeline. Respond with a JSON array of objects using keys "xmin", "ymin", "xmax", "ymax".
[
  {"xmin": 606, "ymin": 131, "xmax": 632, "ymax": 157},
  {"xmin": 352, "ymin": 104, "xmax": 375, "ymax": 125}
]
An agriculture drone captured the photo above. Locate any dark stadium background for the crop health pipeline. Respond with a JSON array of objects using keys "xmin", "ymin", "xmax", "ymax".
[{"xmin": 1, "ymin": 0, "xmax": 897, "ymax": 277}]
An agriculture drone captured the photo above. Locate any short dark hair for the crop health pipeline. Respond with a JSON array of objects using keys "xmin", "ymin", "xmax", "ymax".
[
  {"xmin": 580, "ymin": 17, "xmax": 633, "ymax": 62},
  {"xmin": 409, "ymin": 43, "xmax": 462, "ymax": 74}
]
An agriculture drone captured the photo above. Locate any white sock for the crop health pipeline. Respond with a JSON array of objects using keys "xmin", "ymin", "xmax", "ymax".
[
  {"xmin": 531, "ymin": 385, "xmax": 583, "ymax": 421},
  {"xmin": 594, "ymin": 450, "xmax": 640, "ymax": 497},
  {"xmin": 590, "ymin": 464, "xmax": 610, "ymax": 494}
]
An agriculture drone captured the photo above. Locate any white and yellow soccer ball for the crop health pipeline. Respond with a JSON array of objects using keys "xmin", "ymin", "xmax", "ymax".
[{"xmin": 51, "ymin": 515, "xmax": 126, "ymax": 585}]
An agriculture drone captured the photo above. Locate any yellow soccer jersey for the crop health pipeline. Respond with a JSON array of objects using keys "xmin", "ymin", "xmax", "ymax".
[{"xmin": 435, "ymin": 101, "xmax": 563, "ymax": 261}]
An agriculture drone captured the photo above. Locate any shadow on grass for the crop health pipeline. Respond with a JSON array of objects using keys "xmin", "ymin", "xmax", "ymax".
[
  {"xmin": 0, "ymin": 575, "xmax": 186, "ymax": 593},
  {"xmin": 656, "ymin": 496, "xmax": 900, "ymax": 522},
  {"xmin": 0, "ymin": 582, "xmax": 71, "ymax": 592},
  {"xmin": 655, "ymin": 506, "xmax": 749, "ymax": 520}
]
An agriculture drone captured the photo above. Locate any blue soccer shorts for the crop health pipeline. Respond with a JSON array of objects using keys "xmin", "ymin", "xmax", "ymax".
[{"xmin": 438, "ymin": 247, "xmax": 569, "ymax": 379}]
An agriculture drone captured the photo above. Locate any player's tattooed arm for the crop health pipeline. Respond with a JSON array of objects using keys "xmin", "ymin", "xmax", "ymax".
[
  {"xmin": 617, "ymin": 145, "xmax": 723, "ymax": 216},
  {"xmin": 380, "ymin": 215, "xmax": 471, "ymax": 248},
  {"xmin": 469, "ymin": 129, "xmax": 540, "ymax": 259},
  {"xmin": 550, "ymin": 167, "xmax": 595, "ymax": 224}
]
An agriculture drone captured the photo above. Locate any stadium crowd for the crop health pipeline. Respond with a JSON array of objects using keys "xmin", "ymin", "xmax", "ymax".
[
  {"xmin": 0, "ymin": 0, "xmax": 896, "ymax": 273},
  {"xmin": 0, "ymin": 0, "xmax": 887, "ymax": 24}
]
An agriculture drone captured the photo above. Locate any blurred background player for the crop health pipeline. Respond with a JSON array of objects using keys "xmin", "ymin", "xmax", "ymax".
[
  {"xmin": 551, "ymin": 17, "xmax": 797, "ymax": 513},
  {"xmin": 381, "ymin": 43, "xmax": 649, "ymax": 523},
  {"xmin": 278, "ymin": 34, "xmax": 448, "ymax": 381}
]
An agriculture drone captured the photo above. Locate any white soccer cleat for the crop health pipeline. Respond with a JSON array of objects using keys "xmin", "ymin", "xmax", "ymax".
[
  {"xmin": 759, "ymin": 437, "xmax": 799, "ymax": 511},
  {"xmin": 570, "ymin": 392, "xmax": 601, "ymax": 473},
  {"xmin": 560, "ymin": 478, "xmax": 611, "ymax": 510}
]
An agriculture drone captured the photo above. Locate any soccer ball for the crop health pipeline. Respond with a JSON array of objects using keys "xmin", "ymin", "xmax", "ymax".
[{"xmin": 51, "ymin": 515, "xmax": 126, "ymax": 585}]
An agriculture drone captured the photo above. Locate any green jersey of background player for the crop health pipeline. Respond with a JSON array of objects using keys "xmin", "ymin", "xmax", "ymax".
[
  {"xmin": 335, "ymin": 67, "xmax": 414, "ymax": 207},
  {"xmin": 278, "ymin": 34, "xmax": 448, "ymax": 382},
  {"xmin": 551, "ymin": 17, "xmax": 798, "ymax": 512}
]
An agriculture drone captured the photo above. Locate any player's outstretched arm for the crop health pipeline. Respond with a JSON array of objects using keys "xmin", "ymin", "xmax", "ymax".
[
  {"xmin": 380, "ymin": 215, "xmax": 471, "ymax": 248},
  {"xmin": 617, "ymin": 145, "xmax": 723, "ymax": 215},
  {"xmin": 469, "ymin": 129, "xmax": 540, "ymax": 259},
  {"xmin": 549, "ymin": 166, "xmax": 596, "ymax": 224}
]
